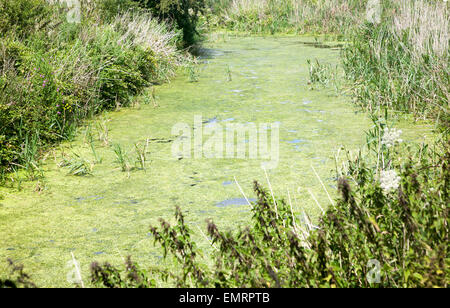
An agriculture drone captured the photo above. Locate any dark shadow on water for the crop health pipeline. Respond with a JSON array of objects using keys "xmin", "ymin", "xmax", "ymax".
[
  {"xmin": 195, "ymin": 48, "xmax": 231, "ymax": 59},
  {"xmin": 295, "ymin": 41, "xmax": 344, "ymax": 49}
]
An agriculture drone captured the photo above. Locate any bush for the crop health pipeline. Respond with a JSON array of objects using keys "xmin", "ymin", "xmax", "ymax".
[
  {"xmin": 88, "ymin": 25, "xmax": 157, "ymax": 109},
  {"xmin": 96, "ymin": 0, "xmax": 141, "ymax": 22},
  {"xmin": 0, "ymin": 38, "xmax": 63, "ymax": 169}
]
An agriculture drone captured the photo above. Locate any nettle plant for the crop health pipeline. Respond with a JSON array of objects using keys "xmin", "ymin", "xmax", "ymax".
[{"xmin": 89, "ymin": 122, "xmax": 448, "ymax": 288}]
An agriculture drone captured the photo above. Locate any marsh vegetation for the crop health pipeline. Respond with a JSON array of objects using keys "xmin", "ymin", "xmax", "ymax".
[{"xmin": 0, "ymin": 0, "xmax": 448, "ymax": 288}]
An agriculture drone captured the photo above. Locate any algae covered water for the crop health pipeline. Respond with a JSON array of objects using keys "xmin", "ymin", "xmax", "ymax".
[{"xmin": 0, "ymin": 36, "xmax": 431, "ymax": 286}]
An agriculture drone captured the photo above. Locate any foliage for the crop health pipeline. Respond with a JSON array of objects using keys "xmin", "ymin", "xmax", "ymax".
[
  {"xmin": 135, "ymin": 0, "xmax": 207, "ymax": 46},
  {"xmin": 59, "ymin": 153, "xmax": 94, "ymax": 176},
  {"xmin": 4, "ymin": 122, "xmax": 448, "ymax": 287},
  {"xmin": 113, "ymin": 143, "xmax": 132, "ymax": 172},
  {"xmin": 207, "ymin": 0, "xmax": 367, "ymax": 36},
  {"xmin": 1, "ymin": 0, "xmax": 448, "ymax": 289},
  {"xmin": 0, "ymin": 259, "xmax": 36, "ymax": 288},
  {"xmin": 0, "ymin": 0, "xmax": 51, "ymax": 38},
  {"xmin": 211, "ymin": 0, "xmax": 449, "ymax": 127},
  {"xmin": 0, "ymin": 1, "xmax": 184, "ymax": 176},
  {"xmin": 96, "ymin": 0, "xmax": 141, "ymax": 22},
  {"xmin": 307, "ymin": 58, "xmax": 339, "ymax": 90},
  {"xmin": 342, "ymin": 1, "xmax": 449, "ymax": 128},
  {"xmin": 90, "ymin": 256, "xmax": 158, "ymax": 288}
]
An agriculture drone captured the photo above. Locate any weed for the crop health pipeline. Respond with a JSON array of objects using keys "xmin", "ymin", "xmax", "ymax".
[
  {"xmin": 134, "ymin": 142, "xmax": 148, "ymax": 171},
  {"xmin": 14, "ymin": 132, "xmax": 43, "ymax": 180},
  {"xmin": 0, "ymin": 1, "xmax": 186, "ymax": 175},
  {"xmin": 212, "ymin": 0, "xmax": 366, "ymax": 36},
  {"xmin": 59, "ymin": 153, "xmax": 93, "ymax": 176},
  {"xmin": 187, "ymin": 63, "xmax": 200, "ymax": 82},
  {"xmin": 150, "ymin": 87, "xmax": 158, "ymax": 107},
  {"xmin": 307, "ymin": 59, "xmax": 338, "ymax": 89},
  {"xmin": 96, "ymin": 119, "xmax": 110, "ymax": 147},
  {"xmin": 341, "ymin": 0, "xmax": 449, "ymax": 127},
  {"xmin": 89, "ymin": 139, "xmax": 102, "ymax": 165},
  {"xmin": 113, "ymin": 144, "xmax": 132, "ymax": 172},
  {"xmin": 226, "ymin": 65, "xmax": 232, "ymax": 81},
  {"xmin": 87, "ymin": 125, "xmax": 449, "ymax": 288}
]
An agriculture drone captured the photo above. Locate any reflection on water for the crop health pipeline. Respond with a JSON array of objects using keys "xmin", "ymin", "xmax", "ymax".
[{"xmin": 216, "ymin": 198, "xmax": 257, "ymax": 208}]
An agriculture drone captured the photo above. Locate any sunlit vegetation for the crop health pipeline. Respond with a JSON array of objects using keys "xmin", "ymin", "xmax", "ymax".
[
  {"xmin": 1, "ymin": 0, "xmax": 448, "ymax": 288},
  {"xmin": 0, "ymin": 0, "xmax": 187, "ymax": 176}
]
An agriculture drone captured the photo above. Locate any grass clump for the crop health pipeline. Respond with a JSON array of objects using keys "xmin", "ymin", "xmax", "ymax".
[
  {"xmin": 307, "ymin": 58, "xmax": 339, "ymax": 91},
  {"xmin": 112, "ymin": 142, "xmax": 150, "ymax": 172},
  {"xmin": 113, "ymin": 144, "xmax": 132, "ymax": 173},
  {"xmin": 134, "ymin": 141, "xmax": 149, "ymax": 171},
  {"xmin": 59, "ymin": 153, "xmax": 94, "ymax": 176},
  {"xmin": 342, "ymin": 0, "xmax": 449, "ymax": 128}
]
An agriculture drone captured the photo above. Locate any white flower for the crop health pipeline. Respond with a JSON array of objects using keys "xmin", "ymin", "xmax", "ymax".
[
  {"xmin": 381, "ymin": 127, "xmax": 403, "ymax": 148},
  {"xmin": 379, "ymin": 169, "xmax": 401, "ymax": 193}
]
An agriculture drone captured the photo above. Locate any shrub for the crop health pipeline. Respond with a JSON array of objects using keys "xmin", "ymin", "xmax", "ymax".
[
  {"xmin": 90, "ymin": 256, "xmax": 158, "ymax": 288},
  {"xmin": 88, "ymin": 25, "xmax": 156, "ymax": 109},
  {"xmin": 95, "ymin": 0, "xmax": 141, "ymax": 22},
  {"xmin": 0, "ymin": 38, "xmax": 64, "ymax": 168}
]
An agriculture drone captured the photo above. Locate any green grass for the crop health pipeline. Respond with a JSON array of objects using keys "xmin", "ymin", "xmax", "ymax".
[
  {"xmin": 59, "ymin": 153, "xmax": 94, "ymax": 177},
  {"xmin": 113, "ymin": 144, "xmax": 132, "ymax": 173},
  {"xmin": 206, "ymin": 0, "xmax": 367, "ymax": 36},
  {"xmin": 342, "ymin": 1, "xmax": 449, "ymax": 128}
]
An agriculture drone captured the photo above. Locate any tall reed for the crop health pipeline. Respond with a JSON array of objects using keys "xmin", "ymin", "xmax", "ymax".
[{"xmin": 342, "ymin": 0, "xmax": 449, "ymax": 127}]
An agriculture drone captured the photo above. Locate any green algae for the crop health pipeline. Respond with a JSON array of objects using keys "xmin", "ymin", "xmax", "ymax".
[{"xmin": 0, "ymin": 36, "xmax": 434, "ymax": 287}]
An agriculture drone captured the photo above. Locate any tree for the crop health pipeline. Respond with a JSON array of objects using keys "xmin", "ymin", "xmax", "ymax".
[{"xmin": 135, "ymin": 0, "xmax": 206, "ymax": 47}]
